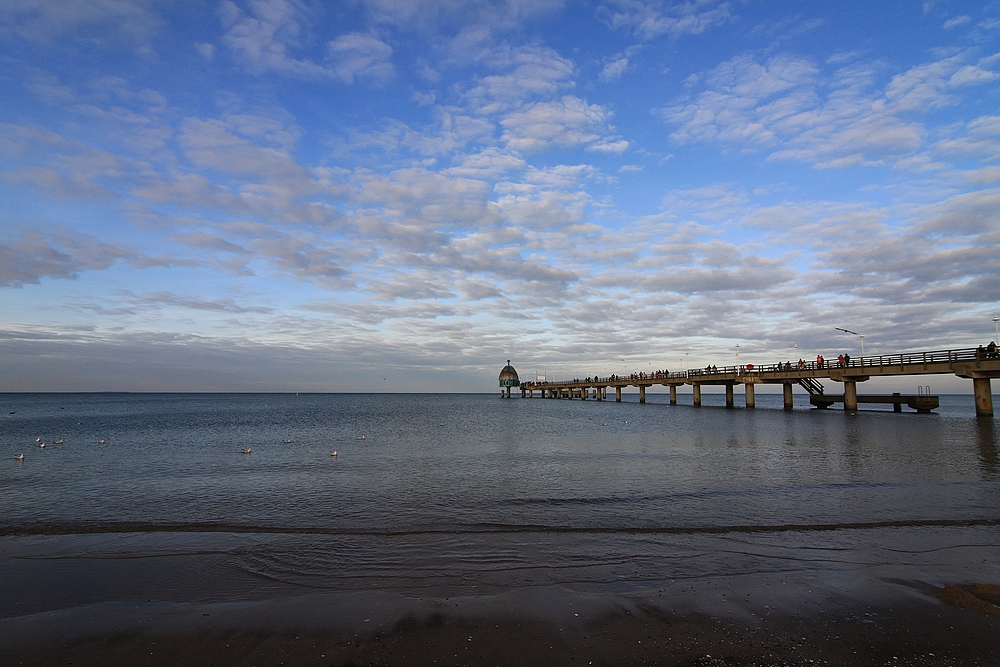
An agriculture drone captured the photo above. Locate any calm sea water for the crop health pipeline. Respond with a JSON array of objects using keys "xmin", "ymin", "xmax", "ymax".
[{"xmin": 2, "ymin": 392, "xmax": 999, "ymax": 616}]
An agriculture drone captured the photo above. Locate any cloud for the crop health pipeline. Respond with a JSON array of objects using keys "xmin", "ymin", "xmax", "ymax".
[
  {"xmin": 660, "ymin": 51, "xmax": 1000, "ymax": 167},
  {"xmin": 0, "ymin": 0, "xmax": 161, "ymax": 51},
  {"xmin": 601, "ymin": 0, "xmax": 733, "ymax": 40},
  {"xmin": 220, "ymin": 0, "xmax": 394, "ymax": 83},
  {"xmin": 600, "ymin": 57, "xmax": 629, "ymax": 81},
  {"xmin": 327, "ymin": 33, "xmax": 394, "ymax": 84},
  {"xmin": 356, "ymin": 0, "xmax": 564, "ymax": 32},
  {"xmin": 943, "ymin": 15, "xmax": 971, "ymax": 29},
  {"xmin": 462, "ymin": 44, "xmax": 575, "ymax": 114},
  {"xmin": 500, "ymin": 96, "xmax": 628, "ymax": 152},
  {"xmin": 0, "ymin": 229, "xmax": 139, "ymax": 287}
]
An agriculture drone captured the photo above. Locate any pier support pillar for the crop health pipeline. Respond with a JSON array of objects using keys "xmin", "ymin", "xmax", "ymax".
[
  {"xmin": 745, "ymin": 383, "xmax": 755, "ymax": 409},
  {"xmin": 783, "ymin": 382, "xmax": 793, "ymax": 410},
  {"xmin": 596, "ymin": 387, "xmax": 602, "ymax": 401},
  {"xmin": 639, "ymin": 386, "xmax": 646, "ymax": 403},
  {"xmin": 725, "ymin": 383, "xmax": 734, "ymax": 408},
  {"xmin": 581, "ymin": 387, "xmax": 587, "ymax": 400},
  {"xmin": 893, "ymin": 392, "xmax": 902, "ymax": 412},
  {"xmin": 669, "ymin": 385, "xmax": 677, "ymax": 405},
  {"xmin": 974, "ymin": 378, "xmax": 994, "ymax": 416},
  {"xmin": 844, "ymin": 381, "xmax": 857, "ymax": 412},
  {"xmin": 693, "ymin": 384, "xmax": 702, "ymax": 407},
  {"xmin": 615, "ymin": 386, "xmax": 622, "ymax": 402}
]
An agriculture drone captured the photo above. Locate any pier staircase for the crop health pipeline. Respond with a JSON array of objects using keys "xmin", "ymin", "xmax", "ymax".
[{"xmin": 797, "ymin": 377, "xmax": 825, "ymax": 396}]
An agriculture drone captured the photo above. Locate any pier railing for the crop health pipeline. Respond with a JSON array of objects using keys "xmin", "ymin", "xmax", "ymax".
[{"xmin": 519, "ymin": 346, "xmax": 998, "ymax": 387}]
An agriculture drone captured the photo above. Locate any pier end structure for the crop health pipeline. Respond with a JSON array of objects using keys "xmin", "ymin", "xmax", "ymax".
[{"xmin": 498, "ymin": 361, "xmax": 520, "ymax": 398}]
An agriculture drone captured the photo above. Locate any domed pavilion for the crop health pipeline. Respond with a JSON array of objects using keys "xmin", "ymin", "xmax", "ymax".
[{"xmin": 498, "ymin": 360, "xmax": 520, "ymax": 397}]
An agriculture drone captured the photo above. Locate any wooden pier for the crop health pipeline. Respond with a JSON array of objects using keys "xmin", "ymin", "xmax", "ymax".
[{"xmin": 518, "ymin": 346, "xmax": 1000, "ymax": 416}]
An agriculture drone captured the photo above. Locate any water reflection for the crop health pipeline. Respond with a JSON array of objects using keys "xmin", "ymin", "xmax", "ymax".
[{"xmin": 976, "ymin": 418, "xmax": 998, "ymax": 478}]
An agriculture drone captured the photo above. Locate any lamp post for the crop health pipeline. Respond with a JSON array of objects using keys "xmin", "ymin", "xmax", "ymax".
[
  {"xmin": 994, "ymin": 315, "xmax": 999, "ymax": 344},
  {"xmin": 735, "ymin": 343, "xmax": 740, "ymax": 367},
  {"xmin": 835, "ymin": 327, "xmax": 865, "ymax": 355}
]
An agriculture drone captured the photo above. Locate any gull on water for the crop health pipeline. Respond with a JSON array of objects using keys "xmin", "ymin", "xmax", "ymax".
[
  {"xmin": 39, "ymin": 442, "xmax": 45, "ymax": 448},
  {"xmin": 98, "ymin": 439, "xmax": 106, "ymax": 444},
  {"xmin": 54, "ymin": 439, "xmax": 63, "ymax": 444},
  {"xmin": 241, "ymin": 448, "xmax": 252, "ymax": 454},
  {"xmin": 330, "ymin": 450, "xmax": 338, "ymax": 457},
  {"xmin": 356, "ymin": 435, "xmax": 365, "ymax": 440},
  {"xmin": 15, "ymin": 454, "xmax": 24, "ymax": 461},
  {"xmin": 283, "ymin": 439, "xmax": 291, "ymax": 444}
]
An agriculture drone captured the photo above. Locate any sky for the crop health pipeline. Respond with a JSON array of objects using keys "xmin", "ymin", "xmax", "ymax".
[{"xmin": 1, "ymin": 0, "xmax": 999, "ymax": 393}]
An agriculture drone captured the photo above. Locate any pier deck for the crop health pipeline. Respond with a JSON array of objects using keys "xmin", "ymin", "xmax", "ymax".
[{"xmin": 519, "ymin": 347, "xmax": 1000, "ymax": 416}]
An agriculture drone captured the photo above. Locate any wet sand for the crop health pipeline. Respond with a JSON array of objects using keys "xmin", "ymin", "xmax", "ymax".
[{"xmin": 3, "ymin": 579, "xmax": 999, "ymax": 667}]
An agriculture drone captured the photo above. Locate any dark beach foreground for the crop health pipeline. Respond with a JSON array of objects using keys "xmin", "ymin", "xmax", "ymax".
[{"xmin": 4, "ymin": 574, "xmax": 999, "ymax": 667}]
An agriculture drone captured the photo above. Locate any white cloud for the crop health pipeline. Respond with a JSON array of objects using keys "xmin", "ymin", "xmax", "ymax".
[
  {"xmin": 462, "ymin": 45, "xmax": 575, "ymax": 113},
  {"xmin": 661, "ymin": 51, "xmax": 999, "ymax": 167},
  {"xmin": 500, "ymin": 96, "xmax": 628, "ymax": 152},
  {"xmin": 601, "ymin": 0, "xmax": 733, "ymax": 40},
  {"xmin": 600, "ymin": 57, "xmax": 629, "ymax": 81},
  {"xmin": 943, "ymin": 15, "xmax": 971, "ymax": 29},
  {"xmin": 327, "ymin": 33, "xmax": 394, "ymax": 84},
  {"xmin": 220, "ymin": 0, "xmax": 394, "ymax": 84}
]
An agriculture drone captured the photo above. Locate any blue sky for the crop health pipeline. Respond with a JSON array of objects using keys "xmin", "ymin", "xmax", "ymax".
[{"xmin": 1, "ymin": 0, "xmax": 998, "ymax": 392}]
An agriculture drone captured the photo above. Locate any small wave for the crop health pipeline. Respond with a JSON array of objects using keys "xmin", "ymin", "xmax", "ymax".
[{"xmin": 1, "ymin": 517, "xmax": 998, "ymax": 538}]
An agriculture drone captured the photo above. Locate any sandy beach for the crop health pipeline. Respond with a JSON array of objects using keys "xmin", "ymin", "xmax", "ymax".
[{"xmin": 4, "ymin": 573, "xmax": 999, "ymax": 666}]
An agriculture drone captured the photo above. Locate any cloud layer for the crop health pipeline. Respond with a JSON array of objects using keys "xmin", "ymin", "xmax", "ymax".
[{"xmin": 1, "ymin": 0, "xmax": 998, "ymax": 391}]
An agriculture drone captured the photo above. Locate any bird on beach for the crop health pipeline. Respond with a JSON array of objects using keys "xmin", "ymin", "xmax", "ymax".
[
  {"xmin": 331, "ymin": 450, "xmax": 338, "ymax": 457},
  {"xmin": 15, "ymin": 454, "xmax": 24, "ymax": 461},
  {"xmin": 241, "ymin": 448, "xmax": 251, "ymax": 454}
]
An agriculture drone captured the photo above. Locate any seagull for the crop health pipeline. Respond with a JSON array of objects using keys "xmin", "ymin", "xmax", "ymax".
[
  {"xmin": 35, "ymin": 437, "xmax": 41, "ymax": 442},
  {"xmin": 15, "ymin": 454, "xmax": 24, "ymax": 461},
  {"xmin": 241, "ymin": 448, "xmax": 252, "ymax": 454},
  {"xmin": 98, "ymin": 439, "xmax": 106, "ymax": 444},
  {"xmin": 282, "ymin": 439, "xmax": 291, "ymax": 444},
  {"xmin": 356, "ymin": 435, "xmax": 366, "ymax": 440},
  {"xmin": 601, "ymin": 423, "xmax": 607, "ymax": 427},
  {"xmin": 39, "ymin": 442, "xmax": 45, "ymax": 448},
  {"xmin": 331, "ymin": 450, "xmax": 338, "ymax": 457},
  {"xmin": 54, "ymin": 439, "xmax": 63, "ymax": 444}
]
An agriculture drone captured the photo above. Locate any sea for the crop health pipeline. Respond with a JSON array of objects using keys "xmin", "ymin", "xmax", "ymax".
[{"xmin": 2, "ymin": 391, "xmax": 999, "ymax": 628}]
